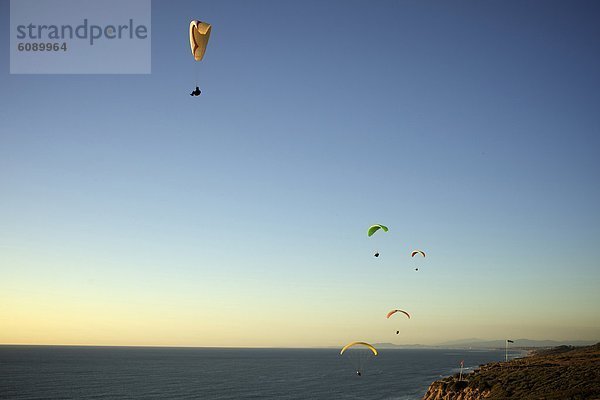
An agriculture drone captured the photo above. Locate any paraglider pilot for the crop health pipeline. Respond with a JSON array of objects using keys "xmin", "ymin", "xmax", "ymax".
[{"xmin": 190, "ymin": 86, "xmax": 201, "ymax": 96}]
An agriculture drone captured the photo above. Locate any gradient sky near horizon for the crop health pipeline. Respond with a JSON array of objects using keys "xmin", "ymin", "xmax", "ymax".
[{"xmin": 1, "ymin": 0, "xmax": 599, "ymax": 347}]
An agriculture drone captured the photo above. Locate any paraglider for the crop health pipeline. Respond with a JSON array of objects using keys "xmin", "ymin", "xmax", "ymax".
[
  {"xmin": 368, "ymin": 224, "xmax": 388, "ymax": 257},
  {"xmin": 189, "ymin": 20, "xmax": 212, "ymax": 96},
  {"xmin": 340, "ymin": 342, "xmax": 378, "ymax": 376},
  {"xmin": 387, "ymin": 309, "xmax": 410, "ymax": 335},
  {"xmin": 411, "ymin": 250, "xmax": 426, "ymax": 271}
]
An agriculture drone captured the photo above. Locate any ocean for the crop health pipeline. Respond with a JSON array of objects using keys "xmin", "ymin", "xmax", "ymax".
[{"xmin": 0, "ymin": 346, "xmax": 518, "ymax": 399}]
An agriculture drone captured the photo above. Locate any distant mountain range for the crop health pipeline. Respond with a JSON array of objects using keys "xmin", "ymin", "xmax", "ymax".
[{"xmin": 374, "ymin": 338, "xmax": 598, "ymax": 349}]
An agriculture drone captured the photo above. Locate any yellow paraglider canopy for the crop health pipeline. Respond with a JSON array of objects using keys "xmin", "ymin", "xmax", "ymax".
[
  {"xmin": 190, "ymin": 20, "xmax": 211, "ymax": 61},
  {"xmin": 340, "ymin": 341, "xmax": 378, "ymax": 356}
]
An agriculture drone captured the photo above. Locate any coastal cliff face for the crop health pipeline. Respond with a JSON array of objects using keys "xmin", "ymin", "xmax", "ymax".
[
  {"xmin": 421, "ymin": 378, "xmax": 490, "ymax": 400},
  {"xmin": 421, "ymin": 343, "xmax": 600, "ymax": 400}
]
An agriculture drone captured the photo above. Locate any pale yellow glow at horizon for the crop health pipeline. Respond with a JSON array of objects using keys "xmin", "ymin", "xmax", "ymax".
[
  {"xmin": 2, "ymin": 250, "xmax": 599, "ymax": 348},
  {"xmin": 2, "ymin": 287, "xmax": 598, "ymax": 347}
]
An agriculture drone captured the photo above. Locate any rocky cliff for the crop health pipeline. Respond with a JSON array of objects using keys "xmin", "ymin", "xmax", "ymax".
[{"xmin": 421, "ymin": 343, "xmax": 600, "ymax": 400}]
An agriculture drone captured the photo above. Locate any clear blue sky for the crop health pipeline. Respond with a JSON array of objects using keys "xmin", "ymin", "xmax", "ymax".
[{"xmin": 1, "ymin": 0, "xmax": 599, "ymax": 346}]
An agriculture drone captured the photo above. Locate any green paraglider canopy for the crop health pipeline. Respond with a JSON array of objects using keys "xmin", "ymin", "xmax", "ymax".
[{"xmin": 367, "ymin": 224, "xmax": 388, "ymax": 237}]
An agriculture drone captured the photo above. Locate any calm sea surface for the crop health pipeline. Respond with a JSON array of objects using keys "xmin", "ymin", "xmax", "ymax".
[{"xmin": 0, "ymin": 346, "xmax": 518, "ymax": 399}]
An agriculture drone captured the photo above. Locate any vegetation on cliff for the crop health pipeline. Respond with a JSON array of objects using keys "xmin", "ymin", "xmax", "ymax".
[{"xmin": 422, "ymin": 343, "xmax": 600, "ymax": 400}]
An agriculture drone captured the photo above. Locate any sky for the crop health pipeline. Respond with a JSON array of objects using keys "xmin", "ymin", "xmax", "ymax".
[{"xmin": 1, "ymin": 0, "xmax": 599, "ymax": 347}]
